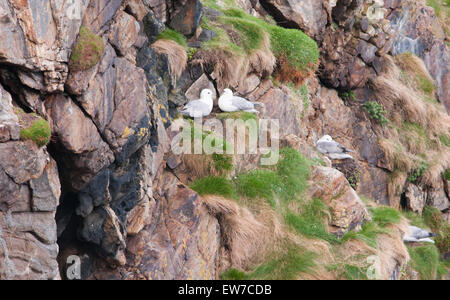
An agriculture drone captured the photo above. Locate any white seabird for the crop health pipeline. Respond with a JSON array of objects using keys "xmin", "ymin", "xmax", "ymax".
[
  {"xmin": 316, "ymin": 135, "xmax": 354, "ymax": 160},
  {"xmin": 403, "ymin": 225, "xmax": 436, "ymax": 244},
  {"xmin": 180, "ymin": 89, "xmax": 214, "ymax": 118},
  {"xmin": 218, "ymin": 88, "xmax": 264, "ymax": 113}
]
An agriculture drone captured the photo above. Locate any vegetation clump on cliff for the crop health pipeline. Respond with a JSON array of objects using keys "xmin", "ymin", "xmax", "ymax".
[
  {"xmin": 156, "ymin": 28, "xmax": 188, "ymax": 48},
  {"xmin": 199, "ymin": 0, "xmax": 319, "ymax": 87},
  {"xmin": 69, "ymin": 26, "xmax": 105, "ymax": 71},
  {"xmin": 371, "ymin": 54, "xmax": 450, "ymax": 196},
  {"xmin": 15, "ymin": 109, "xmax": 51, "ymax": 148}
]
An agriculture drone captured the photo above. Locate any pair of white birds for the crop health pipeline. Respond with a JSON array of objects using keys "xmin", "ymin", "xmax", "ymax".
[{"xmin": 180, "ymin": 88, "xmax": 264, "ymax": 118}]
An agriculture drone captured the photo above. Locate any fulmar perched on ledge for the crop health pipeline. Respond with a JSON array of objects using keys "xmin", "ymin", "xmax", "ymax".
[
  {"xmin": 180, "ymin": 89, "xmax": 214, "ymax": 118},
  {"xmin": 218, "ymin": 89, "xmax": 264, "ymax": 113},
  {"xmin": 316, "ymin": 135, "xmax": 354, "ymax": 160},
  {"xmin": 403, "ymin": 226, "xmax": 436, "ymax": 244}
]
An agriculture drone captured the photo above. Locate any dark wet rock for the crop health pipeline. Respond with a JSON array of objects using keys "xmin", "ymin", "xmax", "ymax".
[
  {"xmin": 168, "ymin": 0, "xmax": 203, "ymax": 36},
  {"xmin": 142, "ymin": 10, "xmax": 165, "ymax": 44}
]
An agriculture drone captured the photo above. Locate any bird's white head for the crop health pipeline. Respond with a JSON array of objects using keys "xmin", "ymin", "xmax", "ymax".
[
  {"xmin": 319, "ymin": 135, "xmax": 333, "ymax": 142},
  {"xmin": 200, "ymin": 89, "xmax": 213, "ymax": 101},
  {"xmin": 223, "ymin": 88, "xmax": 233, "ymax": 96}
]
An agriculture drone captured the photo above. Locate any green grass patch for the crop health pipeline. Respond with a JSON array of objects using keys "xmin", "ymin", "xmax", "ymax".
[
  {"xmin": 423, "ymin": 206, "xmax": 450, "ymax": 254},
  {"xmin": 444, "ymin": 169, "xmax": 450, "ymax": 181},
  {"xmin": 327, "ymin": 264, "xmax": 368, "ymax": 280},
  {"xmin": 220, "ymin": 16, "xmax": 266, "ymax": 52},
  {"xmin": 276, "ymin": 147, "xmax": 310, "ymax": 202},
  {"xmin": 216, "ymin": 111, "xmax": 258, "ymax": 122},
  {"xmin": 342, "ymin": 221, "xmax": 390, "ymax": 248},
  {"xmin": 190, "ymin": 176, "xmax": 235, "ymax": 198},
  {"xmin": 212, "ymin": 153, "xmax": 233, "ymax": 172},
  {"xmin": 202, "ymin": 6, "xmax": 319, "ymax": 85},
  {"xmin": 402, "ymin": 211, "xmax": 429, "ymax": 229},
  {"xmin": 235, "ymin": 170, "xmax": 281, "ymax": 207},
  {"xmin": 221, "ymin": 245, "xmax": 317, "ymax": 280},
  {"xmin": 286, "ymin": 199, "xmax": 341, "ymax": 244},
  {"xmin": 428, "ymin": 0, "xmax": 442, "ymax": 16},
  {"xmin": 417, "ymin": 74, "xmax": 436, "ymax": 95},
  {"xmin": 408, "ymin": 244, "xmax": 442, "ymax": 280},
  {"xmin": 363, "ymin": 101, "xmax": 388, "ymax": 125},
  {"xmin": 156, "ymin": 28, "xmax": 188, "ymax": 48},
  {"xmin": 15, "ymin": 109, "xmax": 51, "ymax": 148},
  {"xmin": 191, "ymin": 147, "xmax": 310, "ymax": 206},
  {"xmin": 369, "ymin": 206, "xmax": 402, "ymax": 227},
  {"xmin": 268, "ymin": 25, "xmax": 319, "ymax": 77},
  {"xmin": 407, "ymin": 160, "xmax": 428, "ymax": 183},
  {"xmin": 20, "ymin": 118, "xmax": 51, "ymax": 148},
  {"xmin": 70, "ymin": 26, "xmax": 104, "ymax": 71},
  {"xmin": 440, "ymin": 134, "xmax": 450, "ymax": 147},
  {"xmin": 220, "ymin": 268, "xmax": 248, "ymax": 280}
]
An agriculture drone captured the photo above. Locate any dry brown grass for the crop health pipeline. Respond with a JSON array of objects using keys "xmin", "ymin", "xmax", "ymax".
[
  {"xmin": 181, "ymin": 154, "xmax": 224, "ymax": 180},
  {"xmin": 375, "ymin": 218, "xmax": 410, "ymax": 279},
  {"xmin": 192, "ymin": 34, "xmax": 275, "ymax": 90},
  {"xmin": 273, "ymin": 54, "xmax": 311, "ymax": 87},
  {"xmin": 151, "ymin": 39, "xmax": 187, "ymax": 79},
  {"xmin": 369, "ymin": 55, "xmax": 450, "ymax": 192},
  {"xmin": 203, "ymin": 195, "xmax": 268, "ymax": 269}
]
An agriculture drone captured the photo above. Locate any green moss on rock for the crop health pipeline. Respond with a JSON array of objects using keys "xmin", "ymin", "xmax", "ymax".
[
  {"xmin": 16, "ymin": 109, "xmax": 51, "ymax": 147},
  {"xmin": 69, "ymin": 26, "xmax": 105, "ymax": 71}
]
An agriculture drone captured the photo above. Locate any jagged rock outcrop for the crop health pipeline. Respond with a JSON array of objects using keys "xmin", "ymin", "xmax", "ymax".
[
  {"xmin": 0, "ymin": 87, "xmax": 60, "ymax": 279},
  {"xmin": 310, "ymin": 166, "xmax": 370, "ymax": 235},
  {"xmin": 387, "ymin": 0, "xmax": 449, "ymax": 112}
]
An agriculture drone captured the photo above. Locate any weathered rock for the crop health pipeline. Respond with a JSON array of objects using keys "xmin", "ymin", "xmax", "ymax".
[
  {"xmin": 388, "ymin": 0, "xmax": 450, "ymax": 112},
  {"xmin": 0, "ymin": 86, "xmax": 20, "ymax": 142},
  {"xmin": 185, "ymin": 74, "xmax": 215, "ymax": 101},
  {"xmin": 305, "ymin": 81, "xmax": 390, "ymax": 204},
  {"xmin": 259, "ymin": 0, "xmax": 328, "ymax": 40},
  {"xmin": 310, "ymin": 166, "xmax": 370, "ymax": 235},
  {"xmin": 30, "ymin": 159, "xmax": 61, "ymax": 212},
  {"xmin": 45, "ymin": 94, "xmax": 114, "ymax": 191},
  {"xmin": 142, "ymin": 9, "xmax": 165, "ymax": 44},
  {"xmin": 82, "ymin": 0, "xmax": 122, "ymax": 34},
  {"xmin": 427, "ymin": 180, "xmax": 450, "ymax": 211},
  {"xmin": 126, "ymin": 0, "xmax": 150, "ymax": 22},
  {"xmin": 259, "ymin": 87, "xmax": 301, "ymax": 137},
  {"xmin": 108, "ymin": 11, "xmax": 141, "ymax": 56},
  {"xmin": 0, "ymin": 149, "xmax": 60, "ymax": 279},
  {"xmin": 0, "ymin": 140, "xmax": 47, "ymax": 185},
  {"xmin": 403, "ymin": 183, "xmax": 426, "ymax": 214},
  {"xmin": 88, "ymin": 171, "xmax": 221, "ymax": 280},
  {"xmin": 168, "ymin": 0, "xmax": 203, "ymax": 36},
  {"xmin": 0, "ymin": 0, "xmax": 91, "ymax": 92},
  {"xmin": 143, "ymin": 0, "xmax": 167, "ymax": 22},
  {"xmin": 78, "ymin": 206, "xmax": 126, "ymax": 266}
]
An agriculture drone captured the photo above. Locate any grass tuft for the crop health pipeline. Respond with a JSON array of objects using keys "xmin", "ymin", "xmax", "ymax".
[
  {"xmin": 286, "ymin": 199, "xmax": 341, "ymax": 244},
  {"xmin": 408, "ymin": 245, "xmax": 442, "ymax": 280},
  {"xmin": 369, "ymin": 206, "xmax": 402, "ymax": 227},
  {"xmin": 190, "ymin": 176, "xmax": 235, "ymax": 198},
  {"xmin": 156, "ymin": 28, "xmax": 188, "ymax": 48},
  {"xmin": 70, "ymin": 26, "xmax": 104, "ymax": 71},
  {"xmin": 16, "ymin": 109, "xmax": 51, "ymax": 148},
  {"xmin": 217, "ymin": 111, "xmax": 258, "ymax": 122}
]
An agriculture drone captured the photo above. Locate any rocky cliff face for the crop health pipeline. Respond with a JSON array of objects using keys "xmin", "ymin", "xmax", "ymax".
[{"xmin": 0, "ymin": 0, "xmax": 449, "ymax": 280}]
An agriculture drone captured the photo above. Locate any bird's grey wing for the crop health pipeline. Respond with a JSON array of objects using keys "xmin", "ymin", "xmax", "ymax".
[
  {"xmin": 231, "ymin": 96, "xmax": 254, "ymax": 110},
  {"xmin": 411, "ymin": 226, "xmax": 433, "ymax": 239},
  {"xmin": 317, "ymin": 141, "xmax": 344, "ymax": 154},
  {"xmin": 182, "ymin": 100, "xmax": 201, "ymax": 111}
]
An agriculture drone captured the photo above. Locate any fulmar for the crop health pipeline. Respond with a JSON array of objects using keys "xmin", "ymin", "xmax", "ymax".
[
  {"xmin": 403, "ymin": 226, "xmax": 436, "ymax": 244},
  {"xmin": 218, "ymin": 89, "xmax": 264, "ymax": 114},
  {"xmin": 180, "ymin": 89, "xmax": 214, "ymax": 118},
  {"xmin": 316, "ymin": 135, "xmax": 354, "ymax": 160}
]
